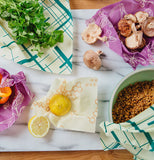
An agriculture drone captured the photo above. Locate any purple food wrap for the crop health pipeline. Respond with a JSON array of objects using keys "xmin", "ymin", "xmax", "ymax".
[
  {"xmin": 0, "ymin": 68, "xmax": 34, "ymax": 132},
  {"xmin": 86, "ymin": 0, "xmax": 154, "ymax": 69}
]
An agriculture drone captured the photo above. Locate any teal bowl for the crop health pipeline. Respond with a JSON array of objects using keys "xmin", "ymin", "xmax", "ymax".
[{"xmin": 109, "ymin": 68, "xmax": 154, "ymax": 122}]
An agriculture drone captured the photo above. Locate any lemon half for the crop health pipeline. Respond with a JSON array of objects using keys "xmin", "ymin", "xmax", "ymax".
[
  {"xmin": 28, "ymin": 116, "xmax": 50, "ymax": 138},
  {"xmin": 49, "ymin": 94, "xmax": 71, "ymax": 116}
]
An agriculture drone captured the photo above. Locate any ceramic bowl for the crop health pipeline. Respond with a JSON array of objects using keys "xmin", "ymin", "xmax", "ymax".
[{"xmin": 109, "ymin": 68, "xmax": 154, "ymax": 122}]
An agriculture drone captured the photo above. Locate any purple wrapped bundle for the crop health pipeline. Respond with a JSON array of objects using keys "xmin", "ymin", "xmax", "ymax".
[
  {"xmin": 0, "ymin": 68, "xmax": 34, "ymax": 132},
  {"xmin": 86, "ymin": 0, "xmax": 154, "ymax": 69}
]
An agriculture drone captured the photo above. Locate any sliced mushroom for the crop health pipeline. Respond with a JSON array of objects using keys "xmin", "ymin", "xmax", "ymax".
[
  {"xmin": 125, "ymin": 31, "xmax": 143, "ymax": 50},
  {"xmin": 83, "ymin": 50, "xmax": 105, "ymax": 70},
  {"xmin": 118, "ymin": 19, "xmax": 132, "ymax": 37},
  {"xmin": 82, "ymin": 23, "xmax": 108, "ymax": 44},
  {"xmin": 135, "ymin": 11, "xmax": 149, "ymax": 24},
  {"xmin": 142, "ymin": 17, "xmax": 154, "ymax": 37},
  {"xmin": 124, "ymin": 14, "xmax": 137, "ymax": 23}
]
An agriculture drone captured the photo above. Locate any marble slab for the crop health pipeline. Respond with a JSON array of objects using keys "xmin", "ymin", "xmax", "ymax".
[{"xmin": 0, "ymin": 9, "xmax": 152, "ymax": 152}]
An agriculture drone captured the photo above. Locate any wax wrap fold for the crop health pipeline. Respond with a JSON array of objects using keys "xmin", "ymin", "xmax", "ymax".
[
  {"xmin": 31, "ymin": 78, "xmax": 98, "ymax": 133},
  {"xmin": 0, "ymin": 68, "xmax": 34, "ymax": 132},
  {"xmin": 0, "ymin": 0, "xmax": 73, "ymax": 74},
  {"xmin": 86, "ymin": 0, "xmax": 154, "ymax": 69},
  {"xmin": 99, "ymin": 105, "xmax": 154, "ymax": 160}
]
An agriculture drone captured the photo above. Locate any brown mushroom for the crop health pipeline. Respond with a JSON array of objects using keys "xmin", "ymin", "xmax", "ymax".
[
  {"xmin": 83, "ymin": 50, "xmax": 105, "ymax": 70},
  {"xmin": 136, "ymin": 24, "xmax": 141, "ymax": 30},
  {"xmin": 125, "ymin": 22, "xmax": 144, "ymax": 50},
  {"xmin": 142, "ymin": 17, "xmax": 154, "ymax": 37},
  {"xmin": 124, "ymin": 14, "xmax": 137, "ymax": 23},
  {"xmin": 125, "ymin": 31, "xmax": 143, "ymax": 50},
  {"xmin": 118, "ymin": 18, "xmax": 133, "ymax": 37},
  {"xmin": 135, "ymin": 11, "xmax": 149, "ymax": 24},
  {"xmin": 82, "ymin": 23, "xmax": 108, "ymax": 44},
  {"xmin": 138, "ymin": 38, "xmax": 146, "ymax": 49}
]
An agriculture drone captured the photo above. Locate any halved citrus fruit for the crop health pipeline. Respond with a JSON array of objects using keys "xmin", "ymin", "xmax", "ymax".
[
  {"xmin": 28, "ymin": 116, "xmax": 50, "ymax": 138},
  {"xmin": 49, "ymin": 94, "xmax": 71, "ymax": 116}
]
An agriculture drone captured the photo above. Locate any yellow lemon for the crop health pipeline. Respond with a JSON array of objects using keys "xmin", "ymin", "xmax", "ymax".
[
  {"xmin": 28, "ymin": 116, "xmax": 50, "ymax": 138},
  {"xmin": 49, "ymin": 94, "xmax": 71, "ymax": 116}
]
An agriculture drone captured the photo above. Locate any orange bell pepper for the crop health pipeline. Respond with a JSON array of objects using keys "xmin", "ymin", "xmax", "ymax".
[
  {"xmin": 0, "ymin": 96, "xmax": 9, "ymax": 104},
  {"xmin": 0, "ymin": 87, "xmax": 12, "ymax": 97},
  {"xmin": 0, "ymin": 73, "xmax": 12, "ymax": 104},
  {"xmin": 0, "ymin": 73, "xmax": 2, "ymax": 84}
]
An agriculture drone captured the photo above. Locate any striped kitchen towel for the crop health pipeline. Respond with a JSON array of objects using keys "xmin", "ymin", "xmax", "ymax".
[
  {"xmin": 0, "ymin": 0, "xmax": 73, "ymax": 74},
  {"xmin": 100, "ymin": 105, "xmax": 154, "ymax": 160}
]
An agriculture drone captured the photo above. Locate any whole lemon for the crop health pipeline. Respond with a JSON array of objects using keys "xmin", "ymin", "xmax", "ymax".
[{"xmin": 49, "ymin": 94, "xmax": 71, "ymax": 116}]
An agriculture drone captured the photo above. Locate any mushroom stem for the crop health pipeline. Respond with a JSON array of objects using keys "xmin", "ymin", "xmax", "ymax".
[
  {"xmin": 131, "ymin": 23, "xmax": 137, "ymax": 32},
  {"xmin": 97, "ymin": 36, "xmax": 108, "ymax": 42},
  {"xmin": 96, "ymin": 50, "xmax": 105, "ymax": 59}
]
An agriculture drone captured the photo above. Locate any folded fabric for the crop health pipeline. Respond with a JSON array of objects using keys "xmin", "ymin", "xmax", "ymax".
[
  {"xmin": 0, "ymin": 68, "xmax": 34, "ymax": 132},
  {"xmin": 86, "ymin": 0, "xmax": 154, "ymax": 69},
  {"xmin": 31, "ymin": 78, "xmax": 98, "ymax": 133},
  {"xmin": 100, "ymin": 105, "xmax": 154, "ymax": 160},
  {"xmin": 0, "ymin": 0, "xmax": 73, "ymax": 74}
]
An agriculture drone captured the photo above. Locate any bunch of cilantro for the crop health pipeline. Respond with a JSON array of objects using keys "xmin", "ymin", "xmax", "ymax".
[{"xmin": 0, "ymin": 0, "xmax": 64, "ymax": 57}]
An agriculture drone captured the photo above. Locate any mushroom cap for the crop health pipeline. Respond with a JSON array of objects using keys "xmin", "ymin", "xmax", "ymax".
[
  {"xmin": 125, "ymin": 31, "xmax": 143, "ymax": 50},
  {"xmin": 142, "ymin": 17, "xmax": 154, "ymax": 37},
  {"xmin": 82, "ymin": 23, "xmax": 102, "ymax": 44},
  {"xmin": 83, "ymin": 50, "xmax": 102, "ymax": 70},
  {"xmin": 118, "ymin": 19, "xmax": 132, "ymax": 37},
  {"xmin": 124, "ymin": 14, "xmax": 137, "ymax": 23},
  {"xmin": 135, "ymin": 11, "xmax": 149, "ymax": 24}
]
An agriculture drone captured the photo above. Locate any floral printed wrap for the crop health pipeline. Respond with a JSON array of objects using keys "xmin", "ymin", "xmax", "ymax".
[
  {"xmin": 0, "ymin": 68, "xmax": 34, "ymax": 132},
  {"xmin": 86, "ymin": 0, "xmax": 154, "ymax": 69}
]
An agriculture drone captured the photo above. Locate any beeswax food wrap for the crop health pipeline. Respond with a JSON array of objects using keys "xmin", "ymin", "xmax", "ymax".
[
  {"xmin": 31, "ymin": 78, "xmax": 98, "ymax": 133},
  {"xmin": 0, "ymin": 0, "xmax": 73, "ymax": 74},
  {"xmin": 0, "ymin": 68, "xmax": 34, "ymax": 132},
  {"xmin": 100, "ymin": 105, "xmax": 154, "ymax": 160},
  {"xmin": 87, "ymin": 0, "xmax": 154, "ymax": 69}
]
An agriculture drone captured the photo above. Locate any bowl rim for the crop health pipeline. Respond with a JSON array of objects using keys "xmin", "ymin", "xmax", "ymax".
[{"xmin": 109, "ymin": 67, "xmax": 154, "ymax": 122}]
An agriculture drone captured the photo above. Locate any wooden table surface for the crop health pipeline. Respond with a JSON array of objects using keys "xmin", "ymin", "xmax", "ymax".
[{"xmin": 0, "ymin": 0, "xmax": 133, "ymax": 159}]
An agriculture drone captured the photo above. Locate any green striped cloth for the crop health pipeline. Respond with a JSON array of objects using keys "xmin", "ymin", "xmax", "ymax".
[
  {"xmin": 100, "ymin": 106, "xmax": 154, "ymax": 160},
  {"xmin": 0, "ymin": 0, "xmax": 73, "ymax": 74}
]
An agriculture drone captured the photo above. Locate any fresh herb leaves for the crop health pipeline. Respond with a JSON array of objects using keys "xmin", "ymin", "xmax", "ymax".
[{"xmin": 0, "ymin": 0, "xmax": 64, "ymax": 57}]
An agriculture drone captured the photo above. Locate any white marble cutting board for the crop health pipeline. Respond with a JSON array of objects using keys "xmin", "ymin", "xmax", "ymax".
[{"xmin": 0, "ymin": 10, "xmax": 152, "ymax": 152}]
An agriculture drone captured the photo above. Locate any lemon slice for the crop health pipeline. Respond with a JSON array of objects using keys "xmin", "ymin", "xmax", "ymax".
[
  {"xmin": 28, "ymin": 116, "xmax": 50, "ymax": 138},
  {"xmin": 49, "ymin": 94, "xmax": 71, "ymax": 116}
]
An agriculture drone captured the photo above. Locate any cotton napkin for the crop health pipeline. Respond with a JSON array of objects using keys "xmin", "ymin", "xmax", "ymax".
[
  {"xmin": 31, "ymin": 78, "xmax": 98, "ymax": 133},
  {"xmin": 0, "ymin": 0, "xmax": 73, "ymax": 74},
  {"xmin": 100, "ymin": 105, "xmax": 154, "ymax": 160}
]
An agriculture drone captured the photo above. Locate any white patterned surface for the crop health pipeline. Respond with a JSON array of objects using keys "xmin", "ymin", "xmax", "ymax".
[{"xmin": 0, "ymin": 10, "xmax": 152, "ymax": 151}]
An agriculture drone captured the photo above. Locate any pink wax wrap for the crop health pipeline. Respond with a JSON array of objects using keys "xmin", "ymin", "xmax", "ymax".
[
  {"xmin": 86, "ymin": 0, "xmax": 154, "ymax": 69},
  {"xmin": 0, "ymin": 68, "xmax": 34, "ymax": 132}
]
